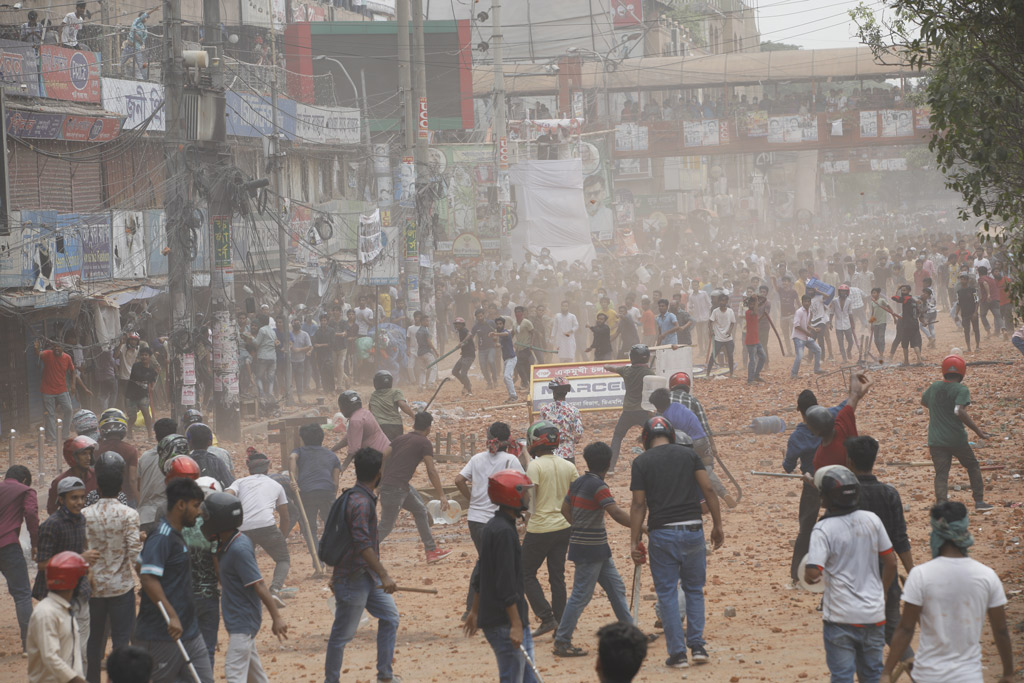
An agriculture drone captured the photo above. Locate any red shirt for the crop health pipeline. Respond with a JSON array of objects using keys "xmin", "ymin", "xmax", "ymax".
[
  {"xmin": 0, "ymin": 478, "xmax": 38, "ymax": 549},
  {"xmin": 744, "ymin": 309, "xmax": 759, "ymax": 345},
  {"xmin": 39, "ymin": 349, "xmax": 74, "ymax": 396},
  {"xmin": 995, "ymin": 276, "xmax": 1011, "ymax": 306},
  {"xmin": 813, "ymin": 404, "xmax": 857, "ymax": 471},
  {"xmin": 978, "ymin": 275, "xmax": 996, "ymax": 303}
]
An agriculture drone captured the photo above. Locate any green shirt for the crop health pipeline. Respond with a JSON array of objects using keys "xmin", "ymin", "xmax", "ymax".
[
  {"xmin": 611, "ymin": 364, "xmax": 654, "ymax": 412},
  {"xmin": 369, "ymin": 388, "xmax": 406, "ymax": 426},
  {"xmin": 921, "ymin": 380, "xmax": 971, "ymax": 447}
]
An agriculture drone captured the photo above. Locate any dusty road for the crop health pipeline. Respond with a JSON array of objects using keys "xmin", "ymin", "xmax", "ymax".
[{"xmin": 2, "ymin": 323, "xmax": 1021, "ymax": 682}]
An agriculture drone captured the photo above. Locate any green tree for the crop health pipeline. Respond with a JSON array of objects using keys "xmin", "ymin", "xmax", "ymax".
[
  {"xmin": 759, "ymin": 41, "xmax": 801, "ymax": 51},
  {"xmin": 852, "ymin": 1, "xmax": 1024, "ymax": 319}
]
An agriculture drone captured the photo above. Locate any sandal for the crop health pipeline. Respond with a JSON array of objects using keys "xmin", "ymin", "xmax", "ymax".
[{"xmin": 553, "ymin": 641, "xmax": 588, "ymax": 658}]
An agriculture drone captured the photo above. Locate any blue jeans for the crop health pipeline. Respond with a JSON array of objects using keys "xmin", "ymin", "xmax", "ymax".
[
  {"xmin": 822, "ymin": 621, "xmax": 884, "ymax": 683},
  {"xmin": 791, "ymin": 338, "xmax": 821, "ymax": 377},
  {"xmin": 745, "ymin": 343, "xmax": 766, "ymax": 381},
  {"xmin": 42, "ymin": 391, "xmax": 73, "ymax": 442},
  {"xmin": 483, "ymin": 623, "xmax": 536, "ymax": 683},
  {"xmin": 86, "ymin": 589, "xmax": 135, "ymax": 683},
  {"xmin": 648, "ymin": 527, "xmax": 706, "ymax": 657},
  {"xmin": 555, "ymin": 557, "xmax": 632, "ymax": 644},
  {"xmin": 195, "ymin": 594, "xmax": 220, "ymax": 668},
  {"xmin": 0, "ymin": 543, "xmax": 33, "ymax": 650},
  {"xmin": 478, "ymin": 347, "xmax": 498, "ymax": 386},
  {"xmin": 1013, "ymin": 336, "xmax": 1024, "ymax": 357},
  {"xmin": 502, "ymin": 357, "xmax": 517, "ymax": 399},
  {"xmin": 325, "ymin": 570, "xmax": 400, "ymax": 683}
]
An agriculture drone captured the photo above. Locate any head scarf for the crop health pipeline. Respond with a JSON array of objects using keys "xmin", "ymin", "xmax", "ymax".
[{"xmin": 929, "ymin": 513, "xmax": 974, "ymax": 558}]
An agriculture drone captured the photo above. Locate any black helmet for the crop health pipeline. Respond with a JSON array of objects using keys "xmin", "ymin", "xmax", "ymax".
[
  {"xmin": 338, "ymin": 390, "xmax": 362, "ymax": 417},
  {"xmin": 94, "ymin": 450, "xmax": 125, "ymax": 477},
  {"xmin": 629, "ymin": 344, "xmax": 650, "ymax": 364},
  {"xmin": 373, "ymin": 370, "xmax": 393, "ymax": 390},
  {"xmin": 200, "ymin": 492, "xmax": 244, "ymax": 534},
  {"xmin": 804, "ymin": 405, "xmax": 835, "ymax": 437},
  {"xmin": 815, "ymin": 465, "xmax": 860, "ymax": 513},
  {"xmin": 182, "ymin": 409, "xmax": 204, "ymax": 428},
  {"xmin": 641, "ymin": 416, "xmax": 675, "ymax": 450}
]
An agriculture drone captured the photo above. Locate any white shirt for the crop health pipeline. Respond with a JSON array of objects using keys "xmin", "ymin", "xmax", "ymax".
[
  {"xmin": 687, "ymin": 290, "xmax": 712, "ymax": 322},
  {"xmin": 551, "ymin": 312, "xmax": 579, "ymax": 360},
  {"xmin": 830, "ymin": 296, "xmax": 853, "ymax": 331},
  {"xmin": 709, "ymin": 307, "xmax": 736, "ymax": 342},
  {"xmin": 972, "ymin": 257, "xmax": 990, "ymax": 274},
  {"xmin": 406, "ymin": 325, "xmax": 420, "ymax": 358},
  {"xmin": 810, "ymin": 295, "xmax": 829, "ymax": 325},
  {"xmin": 901, "ymin": 556, "xmax": 1007, "ymax": 683},
  {"xmin": 459, "ymin": 450, "xmax": 525, "ymax": 523},
  {"xmin": 27, "ymin": 593, "xmax": 83, "ymax": 683},
  {"xmin": 354, "ymin": 306, "xmax": 374, "ymax": 335},
  {"xmin": 61, "ymin": 11, "xmax": 82, "ymax": 46},
  {"xmin": 792, "ymin": 307, "xmax": 811, "ymax": 341},
  {"xmin": 228, "ymin": 473, "xmax": 287, "ymax": 531},
  {"xmin": 807, "ymin": 509, "xmax": 892, "ymax": 624}
]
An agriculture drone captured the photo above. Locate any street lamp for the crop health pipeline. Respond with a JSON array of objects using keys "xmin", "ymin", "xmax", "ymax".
[{"xmin": 313, "ymin": 55, "xmax": 370, "ymax": 149}]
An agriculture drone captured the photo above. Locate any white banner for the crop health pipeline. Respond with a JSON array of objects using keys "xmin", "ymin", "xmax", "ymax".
[
  {"xmin": 358, "ymin": 209, "xmax": 383, "ymax": 264},
  {"xmin": 294, "ymin": 103, "xmax": 361, "ymax": 145},
  {"xmin": 112, "ymin": 210, "xmax": 148, "ymax": 279},
  {"xmin": 102, "ymin": 78, "xmax": 165, "ymax": 131},
  {"xmin": 241, "ymin": 0, "xmax": 286, "ymax": 28}
]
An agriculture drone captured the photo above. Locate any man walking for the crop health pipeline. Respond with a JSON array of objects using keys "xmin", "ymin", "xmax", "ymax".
[
  {"xmin": 920, "ymin": 354, "xmax": 992, "ymax": 510},
  {"xmin": 0, "ymin": 465, "xmax": 38, "ymax": 654},
  {"xmin": 522, "ymin": 421, "xmax": 579, "ymax": 637},
  {"xmin": 791, "ymin": 294, "xmax": 823, "ymax": 378},
  {"xmin": 35, "ymin": 339, "xmax": 75, "ymax": 443},
  {"xmin": 377, "ymin": 412, "xmax": 453, "ymax": 564},
  {"xmin": 804, "ymin": 466, "xmax": 896, "ymax": 683},
  {"xmin": 539, "ymin": 377, "xmax": 584, "ymax": 463},
  {"xmin": 881, "ymin": 502, "xmax": 1014, "ymax": 683},
  {"xmin": 513, "ymin": 306, "xmax": 536, "ymax": 390},
  {"xmin": 707, "ymin": 294, "xmax": 736, "ymax": 377},
  {"xmin": 227, "ymin": 451, "xmax": 292, "ymax": 603},
  {"xmin": 630, "ymin": 416, "xmax": 723, "ymax": 669},
  {"xmin": 323, "ymin": 448, "xmax": 401, "ymax": 683},
  {"xmin": 551, "ymin": 301, "xmax": 579, "ymax": 363}
]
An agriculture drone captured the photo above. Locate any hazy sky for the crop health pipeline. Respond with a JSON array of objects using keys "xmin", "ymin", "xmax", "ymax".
[{"xmin": 753, "ymin": 0, "xmax": 871, "ymax": 49}]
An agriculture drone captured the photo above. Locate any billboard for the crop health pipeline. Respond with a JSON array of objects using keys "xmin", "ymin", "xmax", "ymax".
[
  {"xmin": 528, "ymin": 360, "xmax": 629, "ymax": 419},
  {"xmin": 0, "ymin": 39, "xmax": 44, "ymax": 97},
  {"xmin": 102, "ymin": 78, "xmax": 165, "ymax": 131},
  {"xmin": 39, "ymin": 46, "xmax": 101, "ymax": 103}
]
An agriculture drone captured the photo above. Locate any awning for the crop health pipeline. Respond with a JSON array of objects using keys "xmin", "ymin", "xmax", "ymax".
[
  {"xmin": 105, "ymin": 285, "xmax": 165, "ymax": 307},
  {"xmin": 4, "ymin": 100, "xmax": 125, "ymax": 143}
]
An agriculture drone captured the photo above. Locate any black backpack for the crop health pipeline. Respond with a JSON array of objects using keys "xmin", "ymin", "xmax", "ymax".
[{"xmin": 317, "ymin": 486, "xmax": 374, "ymax": 567}]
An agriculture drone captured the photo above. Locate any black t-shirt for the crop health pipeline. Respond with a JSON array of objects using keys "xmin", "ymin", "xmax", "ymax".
[
  {"xmin": 126, "ymin": 362, "xmax": 157, "ymax": 401},
  {"xmin": 629, "ymin": 443, "xmax": 705, "ymax": 529},
  {"xmin": 617, "ymin": 315, "xmax": 640, "ymax": 349},
  {"xmin": 675, "ymin": 309, "xmax": 694, "ymax": 345},
  {"xmin": 416, "ymin": 326, "xmax": 432, "ymax": 356},
  {"xmin": 457, "ymin": 327, "xmax": 475, "ymax": 358},
  {"xmin": 957, "ymin": 285, "xmax": 978, "ymax": 315},
  {"xmin": 590, "ymin": 323, "xmax": 611, "ymax": 355}
]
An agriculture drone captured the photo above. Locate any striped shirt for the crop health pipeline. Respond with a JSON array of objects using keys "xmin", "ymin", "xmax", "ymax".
[{"xmin": 565, "ymin": 473, "xmax": 614, "ymax": 562}]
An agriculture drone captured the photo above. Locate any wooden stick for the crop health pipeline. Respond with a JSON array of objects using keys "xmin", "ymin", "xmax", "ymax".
[
  {"xmin": 750, "ymin": 471, "xmax": 804, "ymax": 478},
  {"xmin": 291, "ymin": 487, "xmax": 326, "ymax": 576},
  {"xmin": 376, "ymin": 585, "xmax": 439, "ymax": 594},
  {"xmin": 889, "ymin": 461, "xmax": 1005, "ymax": 471},
  {"xmin": 482, "ymin": 401, "xmax": 528, "ymax": 410}
]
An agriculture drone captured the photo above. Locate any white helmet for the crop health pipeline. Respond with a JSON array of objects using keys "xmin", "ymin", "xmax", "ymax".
[{"xmin": 195, "ymin": 476, "xmax": 223, "ymax": 498}]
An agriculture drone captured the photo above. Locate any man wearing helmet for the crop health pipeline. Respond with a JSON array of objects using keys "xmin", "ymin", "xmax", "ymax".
[
  {"xmin": 605, "ymin": 344, "xmax": 655, "ymax": 473},
  {"xmin": 809, "ymin": 372, "xmax": 874, "ymax": 473},
  {"xmin": 804, "ymin": 465, "xmax": 896, "ymax": 683},
  {"xmin": 48, "ymin": 436, "xmax": 98, "ymax": 514},
  {"xmin": 369, "ymin": 371, "xmax": 416, "ymax": 441},
  {"xmin": 920, "ymin": 355, "xmax": 992, "ymax": 511},
  {"xmin": 521, "ymin": 421, "xmax": 578, "ymax": 638},
  {"xmin": 72, "ymin": 409, "xmax": 100, "ymax": 441},
  {"xmin": 26, "ymin": 551, "xmax": 89, "ymax": 682},
  {"xmin": 451, "ymin": 317, "xmax": 475, "ymax": 396},
  {"xmin": 330, "ymin": 391, "xmax": 391, "ymax": 475},
  {"xmin": 181, "ymin": 409, "xmax": 233, "ymax": 475},
  {"xmin": 82, "ymin": 451, "xmax": 141, "ymax": 683},
  {"xmin": 201, "ymin": 491, "xmax": 288, "ymax": 681},
  {"xmin": 96, "ymin": 409, "xmax": 140, "ymax": 506},
  {"xmin": 35, "ymin": 477, "xmax": 98, "ymax": 667},
  {"xmin": 538, "ymin": 377, "xmax": 584, "ymax": 463},
  {"xmin": 134, "ymin": 478, "xmax": 214, "ymax": 683},
  {"xmin": 629, "ymin": 416, "xmax": 723, "ymax": 669},
  {"xmin": 464, "ymin": 469, "xmax": 537, "ymax": 682}
]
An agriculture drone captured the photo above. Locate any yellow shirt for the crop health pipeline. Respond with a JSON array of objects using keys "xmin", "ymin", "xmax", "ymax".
[
  {"xmin": 598, "ymin": 305, "xmax": 619, "ymax": 335},
  {"xmin": 526, "ymin": 454, "xmax": 578, "ymax": 533},
  {"xmin": 795, "ymin": 279, "xmax": 806, "ymax": 298}
]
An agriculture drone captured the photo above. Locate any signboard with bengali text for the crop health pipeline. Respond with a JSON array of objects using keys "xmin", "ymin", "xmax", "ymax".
[
  {"xmin": 39, "ymin": 46, "xmax": 101, "ymax": 103},
  {"xmin": 528, "ymin": 360, "xmax": 629, "ymax": 420}
]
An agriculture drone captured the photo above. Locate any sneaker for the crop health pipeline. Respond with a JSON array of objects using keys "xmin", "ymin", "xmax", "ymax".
[
  {"xmin": 377, "ymin": 676, "xmax": 402, "ymax": 683},
  {"xmin": 532, "ymin": 618, "xmax": 558, "ymax": 637},
  {"xmin": 690, "ymin": 644, "xmax": 709, "ymax": 663},
  {"xmin": 665, "ymin": 651, "xmax": 689, "ymax": 668},
  {"xmin": 553, "ymin": 640, "xmax": 588, "ymax": 657},
  {"xmin": 270, "ymin": 594, "xmax": 287, "ymax": 610},
  {"xmin": 975, "ymin": 501, "xmax": 994, "ymax": 512},
  {"xmin": 277, "ymin": 586, "xmax": 299, "ymax": 597},
  {"xmin": 426, "ymin": 548, "xmax": 453, "ymax": 564}
]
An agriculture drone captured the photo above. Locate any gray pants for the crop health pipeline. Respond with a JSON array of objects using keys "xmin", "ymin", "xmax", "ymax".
[
  {"xmin": 72, "ymin": 592, "xmax": 90, "ymax": 669},
  {"xmin": 377, "ymin": 483, "xmax": 436, "ymax": 552},
  {"xmin": 693, "ymin": 437, "xmax": 729, "ymax": 501},
  {"xmin": 929, "ymin": 444, "xmax": 985, "ymax": 503},
  {"xmin": 254, "ymin": 358, "xmax": 276, "ymax": 399},
  {"xmin": 242, "ymin": 525, "xmax": 290, "ymax": 592},
  {"xmin": 0, "ymin": 543, "xmax": 32, "ymax": 650},
  {"xmin": 136, "ymin": 635, "xmax": 214, "ymax": 683},
  {"xmin": 225, "ymin": 632, "xmax": 269, "ymax": 683},
  {"xmin": 42, "ymin": 391, "xmax": 73, "ymax": 442}
]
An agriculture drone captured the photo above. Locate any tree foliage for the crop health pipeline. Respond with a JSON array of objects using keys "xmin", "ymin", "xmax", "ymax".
[
  {"xmin": 759, "ymin": 40, "xmax": 801, "ymax": 51},
  {"xmin": 853, "ymin": 1, "xmax": 1024, "ymax": 318}
]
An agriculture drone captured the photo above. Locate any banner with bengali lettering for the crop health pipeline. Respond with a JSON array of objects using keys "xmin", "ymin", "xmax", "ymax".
[
  {"xmin": 39, "ymin": 45, "xmax": 101, "ymax": 103},
  {"xmin": 102, "ymin": 78, "xmax": 165, "ymax": 131}
]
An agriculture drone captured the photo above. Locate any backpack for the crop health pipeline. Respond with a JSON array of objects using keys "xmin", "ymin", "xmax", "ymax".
[{"xmin": 317, "ymin": 486, "xmax": 374, "ymax": 567}]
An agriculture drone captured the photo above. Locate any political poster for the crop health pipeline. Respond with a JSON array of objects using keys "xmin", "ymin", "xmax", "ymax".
[
  {"xmin": 80, "ymin": 213, "xmax": 112, "ymax": 282},
  {"xmin": 745, "ymin": 110, "xmax": 769, "ymax": 137},
  {"xmin": 860, "ymin": 110, "xmax": 878, "ymax": 138},
  {"xmin": 528, "ymin": 360, "xmax": 629, "ymax": 420},
  {"xmin": 683, "ymin": 121, "xmax": 702, "ymax": 147}
]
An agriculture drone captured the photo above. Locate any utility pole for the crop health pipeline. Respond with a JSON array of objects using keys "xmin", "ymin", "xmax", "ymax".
[
  {"xmin": 162, "ymin": 0, "xmax": 190, "ymax": 421},
  {"xmin": 268, "ymin": 8, "xmax": 287, "ymax": 307},
  {"xmin": 204, "ymin": 0, "xmax": 239, "ymax": 440},
  {"xmin": 397, "ymin": 0, "xmax": 419, "ymax": 319},
  {"xmin": 411, "ymin": 0, "xmax": 435, "ymax": 343},
  {"xmin": 492, "ymin": 0, "xmax": 509, "ymax": 256}
]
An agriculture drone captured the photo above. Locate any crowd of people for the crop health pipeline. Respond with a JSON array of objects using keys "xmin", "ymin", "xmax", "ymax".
[{"xmin": 4, "ymin": 222, "xmax": 1021, "ymax": 682}]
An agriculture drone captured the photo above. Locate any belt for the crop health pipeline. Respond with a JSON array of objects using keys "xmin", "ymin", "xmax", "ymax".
[{"xmin": 662, "ymin": 521, "xmax": 702, "ymax": 530}]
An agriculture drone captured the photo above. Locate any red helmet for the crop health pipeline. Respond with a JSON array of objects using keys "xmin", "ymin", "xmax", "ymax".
[
  {"xmin": 487, "ymin": 469, "xmax": 534, "ymax": 512},
  {"xmin": 63, "ymin": 435, "xmax": 97, "ymax": 468},
  {"xmin": 164, "ymin": 455, "xmax": 201, "ymax": 484},
  {"xmin": 46, "ymin": 551, "xmax": 90, "ymax": 591},
  {"xmin": 453, "ymin": 317, "xmax": 466, "ymax": 325},
  {"xmin": 641, "ymin": 416, "xmax": 676, "ymax": 450},
  {"xmin": 669, "ymin": 372, "xmax": 691, "ymax": 391},
  {"xmin": 941, "ymin": 354, "xmax": 966, "ymax": 378}
]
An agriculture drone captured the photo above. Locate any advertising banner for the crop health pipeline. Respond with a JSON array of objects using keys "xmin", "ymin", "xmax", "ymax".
[
  {"xmin": 528, "ymin": 360, "xmax": 629, "ymax": 419},
  {"xmin": 745, "ymin": 110, "xmax": 768, "ymax": 137},
  {"xmin": 0, "ymin": 39, "xmax": 44, "ymax": 97},
  {"xmin": 40, "ymin": 46, "xmax": 101, "ymax": 103},
  {"xmin": 102, "ymin": 78, "xmax": 165, "ymax": 131},
  {"xmin": 610, "ymin": 0, "xmax": 642, "ymax": 27},
  {"xmin": 294, "ymin": 103, "xmax": 360, "ymax": 144},
  {"xmin": 80, "ymin": 213, "xmax": 112, "ymax": 282},
  {"xmin": 5, "ymin": 109, "xmax": 121, "ymax": 141},
  {"xmin": 54, "ymin": 213, "xmax": 83, "ymax": 288},
  {"xmin": 62, "ymin": 115, "xmax": 121, "ymax": 142}
]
